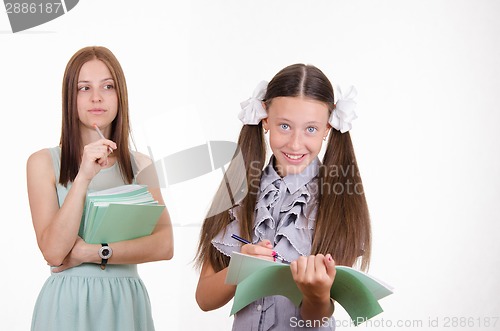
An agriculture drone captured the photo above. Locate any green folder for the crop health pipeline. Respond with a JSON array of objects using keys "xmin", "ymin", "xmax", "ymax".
[
  {"xmin": 226, "ymin": 252, "xmax": 393, "ymax": 325},
  {"xmin": 81, "ymin": 184, "xmax": 165, "ymax": 244}
]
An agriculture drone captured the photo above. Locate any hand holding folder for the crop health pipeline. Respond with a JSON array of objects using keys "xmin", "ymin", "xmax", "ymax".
[
  {"xmin": 226, "ymin": 252, "xmax": 393, "ymax": 325},
  {"xmin": 81, "ymin": 184, "xmax": 165, "ymax": 244}
]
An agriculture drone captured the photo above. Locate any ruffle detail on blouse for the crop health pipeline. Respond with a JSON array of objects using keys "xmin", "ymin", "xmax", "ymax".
[
  {"xmin": 253, "ymin": 183, "xmax": 281, "ymax": 238},
  {"xmin": 211, "ymin": 157, "xmax": 320, "ymax": 263},
  {"xmin": 255, "ymin": 180, "xmax": 318, "ymax": 262},
  {"xmin": 211, "ymin": 208, "xmax": 245, "ymax": 257}
]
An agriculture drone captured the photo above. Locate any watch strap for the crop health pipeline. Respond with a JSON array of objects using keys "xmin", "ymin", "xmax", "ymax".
[{"xmin": 100, "ymin": 243, "xmax": 109, "ymax": 270}]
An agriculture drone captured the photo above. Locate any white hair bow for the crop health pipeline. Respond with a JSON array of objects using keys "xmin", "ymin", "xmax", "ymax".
[
  {"xmin": 238, "ymin": 80, "xmax": 268, "ymax": 125},
  {"xmin": 329, "ymin": 86, "xmax": 358, "ymax": 133}
]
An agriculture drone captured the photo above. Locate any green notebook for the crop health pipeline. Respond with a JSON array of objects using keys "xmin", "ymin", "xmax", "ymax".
[
  {"xmin": 81, "ymin": 184, "xmax": 165, "ymax": 244},
  {"xmin": 226, "ymin": 252, "xmax": 393, "ymax": 325}
]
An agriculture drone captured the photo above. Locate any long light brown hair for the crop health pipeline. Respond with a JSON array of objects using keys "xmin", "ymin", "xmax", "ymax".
[
  {"xmin": 196, "ymin": 64, "xmax": 371, "ymax": 271},
  {"xmin": 59, "ymin": 46, "xmax": 134, "ymax": 186}
]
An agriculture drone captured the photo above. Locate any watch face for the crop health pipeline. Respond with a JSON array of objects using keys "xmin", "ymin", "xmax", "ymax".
[{"xmin": 99, "ymin": 246, "xmax": 113, "ymax": 259}]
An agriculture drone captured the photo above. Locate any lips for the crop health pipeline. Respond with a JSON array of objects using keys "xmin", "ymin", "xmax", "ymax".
[
  {"xmin": 283, "ymin": 152, "xmax": 306, "ymax": 161},
  {"xmin": 88, "ymin": 108, "xmax": 106, "ymax": 114}
]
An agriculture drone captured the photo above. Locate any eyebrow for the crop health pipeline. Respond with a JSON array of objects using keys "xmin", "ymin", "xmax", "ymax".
[{"xmin": 77, "ymin": 78, "xmax": 114, "ymax": 84}]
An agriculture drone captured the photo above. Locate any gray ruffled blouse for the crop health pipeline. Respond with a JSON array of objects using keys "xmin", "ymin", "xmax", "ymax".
[{"xmin": 212, "ymin": 157, "xmax": 335, "ymax": 331}]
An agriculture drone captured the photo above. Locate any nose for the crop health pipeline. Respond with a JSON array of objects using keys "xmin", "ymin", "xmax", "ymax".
[
  {"xmin": 91, "ymin": 89, "xmax": 102, "ymax": 102},
  {"xmin": 288, "ymin": 131, "xmax": 301, "ymax": 150}
]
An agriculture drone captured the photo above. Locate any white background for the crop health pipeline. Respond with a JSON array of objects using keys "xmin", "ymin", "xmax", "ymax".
[{"xmin": 1, "ymin": 1, "xmax": 500, "ymax": 330}]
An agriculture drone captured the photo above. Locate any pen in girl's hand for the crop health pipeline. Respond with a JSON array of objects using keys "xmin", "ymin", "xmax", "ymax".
[
  {"xmin": 231, "ymin": 234, "xmax": 289, "ymax": 264},
  {"xmin": 231, "ymin": 234, "xmax": 251, "ymax": 244},
  {"xmin": 93, "ymin": 123, "xmax": 114, "ymax": 154},
  {"xmin": 271, "ymin": 252, "xmax": 289, "ymax": 264}
]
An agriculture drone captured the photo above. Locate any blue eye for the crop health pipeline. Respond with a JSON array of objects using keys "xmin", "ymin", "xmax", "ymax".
[
  {"xmin": 307, "ymin": 127, "xmax": 317, "ymax": 133},
  {"xmin": 280, "ymin": 124, "xmax": 290, "ymax": 130}
]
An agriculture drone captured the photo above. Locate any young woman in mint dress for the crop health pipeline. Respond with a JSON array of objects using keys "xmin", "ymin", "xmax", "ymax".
[{"xmin": 27, "ymin": 46, "xmax": 174, "ymax": 331}]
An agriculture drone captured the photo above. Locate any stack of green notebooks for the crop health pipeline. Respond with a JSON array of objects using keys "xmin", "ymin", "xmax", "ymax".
[
  {"xmin": 226, "ymin": 252, "xmax": 393, "ymax": 325},
  {"xmin": 81, "ymin": 184, "xmax": 165, "ymax": 244}
]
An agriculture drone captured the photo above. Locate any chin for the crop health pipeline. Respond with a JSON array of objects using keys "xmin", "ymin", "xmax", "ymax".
[{"xmin": 275, "ymin": 162, "xmax": 308, "ymax": 177}]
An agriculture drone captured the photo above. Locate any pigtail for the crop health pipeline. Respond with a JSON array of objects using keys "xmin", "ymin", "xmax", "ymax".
[
  {"xmin": 312, "ymin": 129, "xmax": 371, "ymax": 271},
  {"xmin": 236, "ymin": 124, "xmax": 266, "ymax": 241},
  {"xmin": 195, "ymin": 123, "xmax": 266, "ymax": 272}
]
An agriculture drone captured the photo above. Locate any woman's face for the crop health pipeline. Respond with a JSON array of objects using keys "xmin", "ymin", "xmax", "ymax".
[
  {"xmin": 76, "ymin": 59, "xmax": 118, "ymax": 130},
  {"xmin": 263, "ymin": 96, "xmax": 330, "ymax": 177}
]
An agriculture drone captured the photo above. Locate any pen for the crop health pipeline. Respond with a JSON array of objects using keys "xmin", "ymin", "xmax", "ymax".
[
  {"xmin": 231, "ymin": 234, "xmax": 289, "ymax": 264},
  {"xmin": 93, "ymin": 123, "xmax": 114, "ymax": 154}
]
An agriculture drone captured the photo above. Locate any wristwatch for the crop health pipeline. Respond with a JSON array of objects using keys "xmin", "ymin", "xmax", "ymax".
[{"xmin": 98, "ymin": 243, "xmax": 113, "ymax": 270}]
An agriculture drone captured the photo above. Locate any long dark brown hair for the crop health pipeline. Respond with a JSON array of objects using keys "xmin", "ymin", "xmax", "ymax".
[
  {"xmin": 59, "ymin": 46, "xmax": 134, "ymax": 186},
  {"xmin": 196, "ymin": 64, "xmax": 371, "ymax": 271}
]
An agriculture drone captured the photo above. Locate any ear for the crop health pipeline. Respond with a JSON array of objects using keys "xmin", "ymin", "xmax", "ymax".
[
  {"xmin": 323, "ymin": 125, "xmax": 331, "ymax": 139},
  {"xmin": 261, "ymin": 101, "xmax": 269, "ymax": 131},
  {"xmin": 261, "ymin": 117, "xmax": 269, "ymax": 131}
]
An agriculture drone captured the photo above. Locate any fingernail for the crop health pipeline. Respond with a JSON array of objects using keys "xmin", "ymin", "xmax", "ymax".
[{"xmin": 272, "ymin": 251, "xmax": 277, "ymax": 257}]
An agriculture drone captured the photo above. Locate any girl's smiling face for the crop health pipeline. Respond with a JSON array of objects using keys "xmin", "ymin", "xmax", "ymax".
[{"xmin": 263, "ymin": 96, "xmax": 330, "ymax": 177}]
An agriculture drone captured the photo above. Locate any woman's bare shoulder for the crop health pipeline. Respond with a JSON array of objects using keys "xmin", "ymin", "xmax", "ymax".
[
  {"xmin": 27, "ymin": 148, "xmax": 53, "ymax": 167},
  {"xmin": 131, "ymin": 150, "xmax": 153, "ymax": 170}
]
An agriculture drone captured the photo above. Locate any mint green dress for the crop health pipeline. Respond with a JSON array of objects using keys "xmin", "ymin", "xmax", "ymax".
[{"xmin": 31, "ymin": 147, "xmax": 155, "ymax": 331}]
